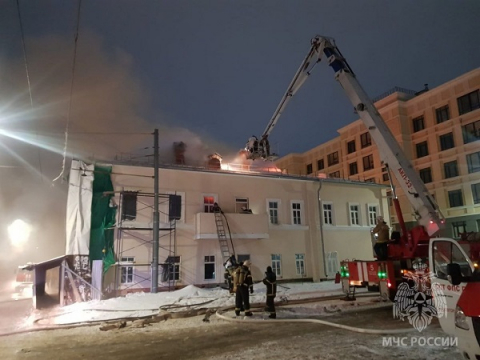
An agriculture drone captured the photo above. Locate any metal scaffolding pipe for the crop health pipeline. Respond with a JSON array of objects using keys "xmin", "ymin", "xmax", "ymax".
[{"xmin": 152, "ymin": 129, "xmax": 159, "ymax": 293}]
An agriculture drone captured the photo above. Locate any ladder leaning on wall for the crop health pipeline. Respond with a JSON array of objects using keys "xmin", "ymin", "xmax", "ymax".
[{"xmin": 213, "ymin": 203, "xmax": 234, "ymax": 263}]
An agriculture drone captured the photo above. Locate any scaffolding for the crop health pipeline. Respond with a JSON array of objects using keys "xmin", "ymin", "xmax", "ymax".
[{"xmin": 111, "ymin": 191, "xmax": 179, "ymax": 296}]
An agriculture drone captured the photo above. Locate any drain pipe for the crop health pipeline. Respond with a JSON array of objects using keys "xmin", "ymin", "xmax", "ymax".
[{"xmin": 317, "ymin": 178, "xmax": 328, "ymax": 279}]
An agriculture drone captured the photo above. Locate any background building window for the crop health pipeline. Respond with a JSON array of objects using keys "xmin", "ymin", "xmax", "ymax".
[
  {"xmin": 439, "ymin": 132, "xmax": 454, "ymax": 151},
  {"xmin": 436, "ymin": 105, "xmax": 450, "ymax": 124},
  {"xmin": 204, "ymin": 256, "xmax": 215, "ymax": 280},
  {"xmin": 329, "ymin": 171, "xmax": 340, "ymax": 178},
  {"xmin": 349, "ymin": 162, "xmax": 358, "ymax": 176},
  {"xmin": 472, "ymin": 183, "xmax": 480, "ymax": 204},
  {"xmin": 462, "ymin": 120, "xmax": 480, "ymax": 144},
  {"xmin": 237, "ymin": 254, "xmax": 250, "ymax": 263},
  {"xmin": 416, "ymin": 141, "xmax": 429, "ymax": 158},
  {"xmin": 317, "ymin": 159, "xmax": 324, "ymax": 171},
  {"xmin": 448, "ymin": 189, "xmax": 464, "ymax": 207},
  {"xmin": 368, "ymin": 205, "xmax": 378, "ymax": 226},
  {"xmin": 362, "ymin": 154, "xmax": 374, "ymax": 171},
  {"xmin": 412, "ymin": 116, "xmax": 425, "ymax": 132},
  {"xmin": 306, "ymin": 163, "xmax": 313, "ymax": 174},
  {"xmin": 268, "ymin": 201, "xmax": 279, "ymax": 224},
  {"xmin": 457, "ymin": 90, "xmax": 480, "ymax": 115},
  {"xmin": 271, "ymin": 254, "xmax": 282, "ymax": 276},
  {"xmin": 360, "ymin": 132, "xmax": 372, "ymax": 148},
  {"xmin": 323, "ymin": 203, "xmax": 333, "ymax": 225},
  {"xmin": 382, "ymin": 173, "xmax": 389, "ymax": 182},
  {"xmin": 452, "ymin": 221, "xmax": 467, "ymax": 238},
  {"xmin": 444, "ymin": 161, "xmax": 458, "ymax": 178},
  {"xmin": 203, "ymin": 196, "xmax": 215, "ymax": 213},
  {"xmin": 235, "ymin": 197, "xmax": 249, "ymax": 213},
  {"xmin": 419, "ymin": 167, "xmax": 432, "ymax": 184},
  {"xmin": 295, "ymin": 254, "xmax": 305, "ymax": 276},
  {"xmin": 327, "ymin": 152, "xmax": 339, "ymax": 166},
  {"xmin": 292, "ymin": 202, "xmax": 302, "ymax": 225},
  {"xmin": 349, "ymin": 204, "xmax": 360, "ymax": 225},
  {"xmin": 121, "ymin": 257, "xmax": 134, "ymax": 284},
  {"xmin": 467, "ymin": 151, "xmax": 480, "ymax": 173},
  {"xmin": 347, "ymin": 140, "xmax": 356, "ymax": 154}
]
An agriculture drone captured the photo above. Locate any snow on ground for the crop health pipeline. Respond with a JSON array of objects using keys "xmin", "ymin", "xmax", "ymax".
[{"xmin": 34, "ymin": 281, "xmax": 366, "ymax": 325}]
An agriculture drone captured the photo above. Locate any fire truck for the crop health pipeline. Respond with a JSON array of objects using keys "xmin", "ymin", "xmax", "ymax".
[{"xmin": 247, "ymin": 35, "xmax": 480, "ymax": 359}]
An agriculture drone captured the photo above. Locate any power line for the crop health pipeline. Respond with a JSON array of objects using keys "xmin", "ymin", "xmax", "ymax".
[
  {"xmin": 53, "ymin": 0, "xmax": 83, "ymax": 182},
  {"xmin": 16, "ymin": 0, "xmax": 44, "ymax": 182}
]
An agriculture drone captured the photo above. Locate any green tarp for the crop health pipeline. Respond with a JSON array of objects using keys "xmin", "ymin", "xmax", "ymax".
[{"xmin": 89, "ymin": 165, "xmax": 116, "ymax": 273}]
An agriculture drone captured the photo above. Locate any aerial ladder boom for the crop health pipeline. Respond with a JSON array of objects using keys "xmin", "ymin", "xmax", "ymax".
[{"xmin": 248, "ymin": 35, "xmax": 444, "ymax": 235}]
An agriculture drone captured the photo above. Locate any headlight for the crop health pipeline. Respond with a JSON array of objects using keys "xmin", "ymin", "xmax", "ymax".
[{"xmin": 455, "ymin": 305, "xmax": 470, "ymax": 330}]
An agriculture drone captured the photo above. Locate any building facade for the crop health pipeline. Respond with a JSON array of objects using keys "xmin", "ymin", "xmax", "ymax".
[
  {"xmin": 104, "ymin": 164, "xmax": 389, "ymax": 293},
  {"xmin": 275, "ymin": 68, "xmax": 480, "ymax": 238}
]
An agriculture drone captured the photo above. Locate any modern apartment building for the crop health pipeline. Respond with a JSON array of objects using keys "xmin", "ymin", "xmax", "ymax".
[
  {"xmin": 275, "ymin": 68, "xmax": 480, "ymax": 238},
  {"xmin": 91, "ymin": 163, "xmax": 389, "ymax": 293}
]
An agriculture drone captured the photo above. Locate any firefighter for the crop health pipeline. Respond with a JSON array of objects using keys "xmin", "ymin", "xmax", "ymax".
[
  {"xmin": 234, "ymin": 260, "xmax": 253, "ymax": 317},
  {"xmin": 263, "ymin": 266, "xmax": 277, "ymax": 319},
  {"xmin": 372, "ymin": 216, "xmax": 390, "ymax": 261},
  {"xmin": 224, "ymin": 255, "xmax": 238, "ymax": 294}
]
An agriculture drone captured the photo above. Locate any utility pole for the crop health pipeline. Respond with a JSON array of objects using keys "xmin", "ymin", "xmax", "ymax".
[{"xmin": 152, "ymin": 129, "xmax": 159, "ymax": 293}]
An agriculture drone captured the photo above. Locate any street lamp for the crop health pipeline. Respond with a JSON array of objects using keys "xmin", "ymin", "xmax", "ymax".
[{"xmin": 8, "ymin": 219, "xmax": 31, "ymax": 247}]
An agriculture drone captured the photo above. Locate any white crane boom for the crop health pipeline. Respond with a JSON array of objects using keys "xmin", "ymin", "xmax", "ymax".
[{"xmin": 245, "ymin": 35, "xmax": 444, "ymax": 235}]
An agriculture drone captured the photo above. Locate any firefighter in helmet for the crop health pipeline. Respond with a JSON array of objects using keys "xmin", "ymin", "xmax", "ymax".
[{"xmin": 234, "ymin": 260, "xmax": 253, "ymax": 316}]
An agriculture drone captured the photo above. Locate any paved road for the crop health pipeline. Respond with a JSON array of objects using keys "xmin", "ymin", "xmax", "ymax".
[
  {"xmin": 0, "ymin": 290, "xmax": 33, "ymax": 336},
  {"xmin": 0, "ymin": 306, "xmax": 463, "ymax": 360}
]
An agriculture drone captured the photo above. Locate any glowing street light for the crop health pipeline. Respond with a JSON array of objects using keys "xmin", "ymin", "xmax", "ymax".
[{"xmin": 8, "ymin": 219, "xmax": 31, "ymax": 247}]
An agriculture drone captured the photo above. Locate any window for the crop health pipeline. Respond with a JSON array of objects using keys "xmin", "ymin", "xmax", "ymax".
[
  {"xmin": 295, "ymin": 254, "xmax": 305, "ymax": 276},
  {"xmin": 412, "ymin": 116, "xmax": 425, "ymax": 132},
  {"xmin": 162, "ymin": 256, "xmax": 180, "ymax": 282},
  {"xmin": 204, "ymin": 255, "xmax": 215, "ymax": 280},
  {"xmin": 367, "ymin": 205, "xmax": 378, "ymax": 226},
  {"xmin": 419, "ymin": 167, "xmax": 432, "ymax": 184},
  {"xmin": 349, "ymin": 204, "xmax": 360, "ymax": 225},
  {"xmin": 416, "ymin": 141, "xmax": 429, "ymax": 158},
  {"xmin": 271, "ymin": 254, "xmax": 281, "ymax": 276},
  {"xmin": 362, "ymin": 154, "xmax": 374, "ymax": 171},
  {"xmin": 291, "ymin": 201, "xmax": 302, "ymax": 225},
  {"xmin": 122, "ymin": 192, "xmax": 137, "ymax": 221},
  {"xmin": 433, "ymin": 240, "xmax": 472, "ymax": 280},
  {"xmin": 467, "ymin": 151, "xmax": 480, "ymax": 173},
  {"xmin": 382, "ymin": 173, "xmax": 389, "ymax": 182},
  {"xmin": 327, "ymin": 151, "xmax": 339, "ymax": 166},
  {"xmin": 349, "ymin": 162, "xmax": 358, "ymax": 176},
  {"xmin": 448, "ymin": 189, "xmax": 464, "ymax": 208},
  {"xmin": 235, "ymin": 197, "xmax": 249, "ymax": 213},
  {"xmin": 386, "ymin": 191, "xmax": 393, "ymax": 207},
  {"xmin": 365, "ymin": 178, "xmax": 376, "ymax": 183},
  {"xmin": 452, "ymin": 222, "xmax": 467, "ymax": 239},
  {"xmin": 326, "ymin": 252, "xmax": 339, "ymax": 277},
  {"xmin": 237, "ymin": 254, "xmax": 250, "ymax": 264},
  {"xmin": 120, "ymin": 257, "xmax": 134, "ymax": 284},
  {"xmin": 444, "ymin": 161, "xmax": 458, "ymax": 178},
  {"xmin": 268, "ymin": 200, "xmax": 279, "ymax": 224},
  {"xmin": 463, "ymin": 120, "xmax": 480, "ymax": 144},
  {"xmin": 439, "ymin": 133, "xmax": 454, "ymax": 151},
  {"xmin": 329, "ymin": 171, "xmax": 340, "ymax": 178},
  {"xmin": 360, "ymin": 132, "xmax": 372, "ymax": 148},
  {"xmin": 472, "ymin": 183, "xmax": 480, "ymax": 204},
  {"xmin": 323, "ymin": 203, "xmax": 333, "ymax": 225},
  {"xmin": 436, "ymin": 105, "xmax": 450, "ymax": 124},
  {"xmin": 203, "ymin": 196, "xmax": 216, "ymax": 213},
  {"xmin": 457, "ymin": 90, "xmax": 480, "ymax": 115},
  {"xmin": 317, "ymin": 159, "xmax": 324, "ymax": 171},
  {"xmin": 347, "ymin": 140, "xmax": 356, "ymax": 154},
  {"xmin": 306, "ymin": 163, "xmax": 313, "ymax": 175}
]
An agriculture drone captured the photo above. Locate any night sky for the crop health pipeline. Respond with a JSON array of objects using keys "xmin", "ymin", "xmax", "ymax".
[{"xmin": 0, "ymin": 1, "xmax": 479, "ymax": 279}]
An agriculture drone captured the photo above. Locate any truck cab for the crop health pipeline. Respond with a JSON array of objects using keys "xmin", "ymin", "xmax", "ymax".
[{"xmin": 429, "ymin": 238, "xmax": 480, "ymax": 359}]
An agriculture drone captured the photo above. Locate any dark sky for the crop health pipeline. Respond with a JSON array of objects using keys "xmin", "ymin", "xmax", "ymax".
[{"xmin": 0, "ymin": 0, "xmax": 479, "ymax": 281}]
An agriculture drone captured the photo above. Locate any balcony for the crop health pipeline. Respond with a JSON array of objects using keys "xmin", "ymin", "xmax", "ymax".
[{"xmin": 194, "ymin": 212, "xmax": 269, "ymax": 240}]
